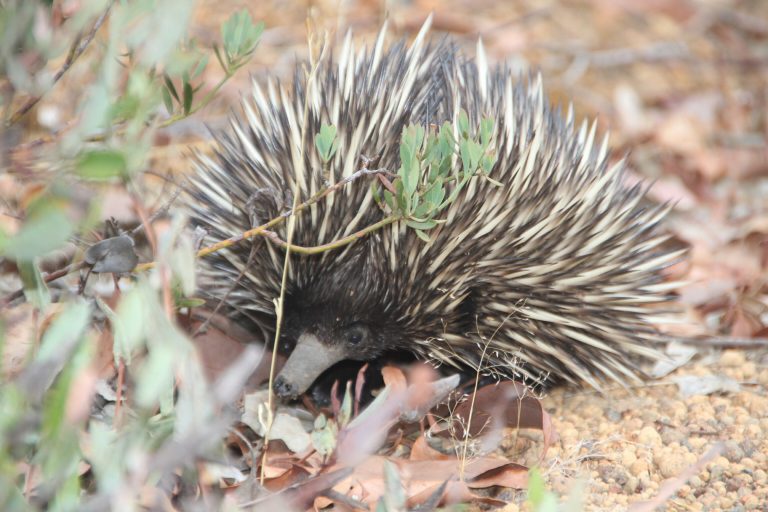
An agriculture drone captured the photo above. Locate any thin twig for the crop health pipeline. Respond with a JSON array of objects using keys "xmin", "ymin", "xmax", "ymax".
[
  {"xmin": 260, "ymin": 29, "xmax": 324, "ymax": 485},
  {"xmin": 229, "ymin": 427, "xmax": 263, "ymax": 489},
  {"xmin": 675, "ymin": 336, "xmax": 768, "ymax": 348},
  {"xmin": 7, "ymin": 2, "xmax": 115, "ymax": 126},
  {"xmin": 261, "ymin": 215, "xmax": 399, "ymax": 255},
  {"xmin": 135, "ymin": 166, "xmax": 392, "ymax": 272},
  {"xmin": 0, "ymin": 261, "xmax": 85, "ymax": 308}
]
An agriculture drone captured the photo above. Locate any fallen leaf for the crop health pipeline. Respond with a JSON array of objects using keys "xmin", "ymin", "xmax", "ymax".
[
  {"xmin": 241, "ymin": 391, "xmax": 314, "ymax": 454},
  {"xmin": 328, "ymin": 454, "xmax": 525, "ymax": 507},
  {"xmin": 409, "ymin": 435, "xmax": 455, "ymax": 461},
  {"xmin": 650, "ymin": 341, "xmax": 698, "ymax": 378},
  {"xmin": 187, "ymin": 309, "xmax": 274, "ymax": 390},
  {"xmin": 468, "ymin": 462, "xmax": 529, "ymax": 489},
  {"xmin": 673, "ymin": 375, "xmax": 740, "ymax": 397}
]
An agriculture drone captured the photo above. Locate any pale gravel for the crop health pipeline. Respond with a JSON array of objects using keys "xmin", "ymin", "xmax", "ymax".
[{"xmin": 501, "ymin": 349, "xmax": 767, "ymax": 511}]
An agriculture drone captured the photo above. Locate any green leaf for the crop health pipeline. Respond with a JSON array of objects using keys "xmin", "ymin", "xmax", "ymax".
[
  {"xmin": 460, "ymin": 139, "xmax": 483, "ymax": 177},
  {"xmin": 413, "ymin": 229, "xmax": 431, "ymax": 242},
  {"xmin": 161, "ymin": 85, "xmax": 174, "ymax": 115},
  {"xmin": 371, "ymin": 181, "xmax": 383, "ymax": 207},
  {"xmin": 405, "ymin": 219, "xmax": 437, "ymax": 231},
  {"xmin": 460, "ymin": 140, "xmax": 472, "ymax": 175},
  {"xmin": 378, "ymin": 461, "xmax": 406, "ymax": 512},
  {"xmin": 222, "ymin": 13, "xmax": 236, "ymax": 56},
  {"xmin": 436, "ymin": 124, "xmax": 455, "ymax": 178},
  {"xmin": 3, "ymin": 204, "xmax": 74, "ymax": 261},
  {"xmin": 38, "ymin": 325, "xmax": 92, "ymax": 510},
  {"xmin": 231, "ymin": 13, "xmax": 246, "ymax": 56},
  {"xmin": 191, "ymin": 54, "xmax": 209, "ymax": 79},
  {"xmin": 311, "ymin": 414, "xmax": 338, "ymax": 457},
  {"xmin": 241, "ymin": 19, "xmax": 265, "ymax": 59},
  {"xmin": 527, "ymin": 467, "xmax": 560, "ymax": 512},
  {"xmin": 135, "ymin": 338, "xmax": 176, "ymax": 408},
  {"xmin": 107, "ymin": 285, "xmax": 147, "ymax": 365},
  {"xmin": 76, "ymin": 149, "xmax": 127, "ymax": 180},
  {"xmin": 88, "ymin": 421, "xmax": 120, "ymax": 493},
  {"xmin": 527, "ymin": 467, "xmax": 546, "ymax": 508},
  {"xmin": 383, "ymin": 190, "xmax": 395, "ymax": 212},
  {"xmin": 469, "ymin": 141, "xmax": 483, "ymax": 170},
  {"xmin": 182, "ymin": 79, "xmax": 193, "ymax": 115},
  {"xmin": 165, "ymin": 214, "xmax": 197, "ymax": 297},
  {"xmin": 110, "ymin": 93, "xmax": 140, "ymax": 121},
  {"xmin": 481, "ymin": 152, "xmax": 498, "ymax": 175},
  {"xmin": 399, "ymin": 125, "xmax": 424, "ymax": 198},
  {"xmin": 212, "ymin": 43, "xmax": 227, "ymax": 70},
  {"xmin": 394, "ymin": 179, "xmax": 409, "ymax": 215},
  {"xmin": 176, "ymin": 297, "xmax": 206, "ymax": 308},
  {"xmin": 423, "ymin": 182, "xmax": 445, "ymax": 208},
  {"xmin": 338, "ymin": 382, "xmax": 353, "ymax": 428},
  {"xmin": 163, "ymin": 74, "xmax": 179, "ymax": 102},
  {"xmin": 38, "ymin": 300, "xmax": 91, "ymax": 362},
  {"xmin": 221, "ymin": 11, "xmax": 263, "ymax": 68},
  {"xmin": 314, "ymin": 124, "xmax": 338, "ymax": 163},
  {"xmin": 18, "ymin": 260, "xmax": 50, "ymax": 309},
  {"xmin": 411, "ymin": 201, "xmax": 435, "ymax": 220},
  {"xmin": 480, "ymin": 116, "xmax": 494, "ymax": 147},
  {"xmin": 458, "ymin": 109, "xmax": 470, "ymax": 136}
]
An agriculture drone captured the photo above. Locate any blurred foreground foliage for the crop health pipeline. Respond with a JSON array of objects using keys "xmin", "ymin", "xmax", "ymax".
[{"xmin": 0, "ymin": 1, "xmax": 263, "ymax": 509}]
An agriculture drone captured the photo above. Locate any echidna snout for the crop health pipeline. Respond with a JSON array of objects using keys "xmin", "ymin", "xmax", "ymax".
[{"xmin": 274, "ymin": 324, "xmax": 379, "ymax": 399}]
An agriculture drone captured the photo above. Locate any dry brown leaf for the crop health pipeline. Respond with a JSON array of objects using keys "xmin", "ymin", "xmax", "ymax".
[
  {"xmin": 262, "ymin": 463, "xmax": 311, "ymax": 492},
  {"xmin": 328, "ymin": 454, "xmax": 524, "ymax": 507},
  {"xmin": 380, "ymin": 365, "xmax": 407, "ymax": 391},
  {"xmin": 336, "ymin": 366, "xmax": 442, "ymax": 467},
  {"xmin": 467, "ymin": 462, "xmax": 529, "ymax": 489},
  {"xmin": 409, "ymin": 435, "xmax": 454, "ymax": 461},
  {"xmin": 436, "ymin": 381, "xmax": 548, "ymax": 436},
  {"xmin": 187, "ymin": 310, "xmax": 274, "ymax": 390},
  {"xmin": 402, "ymin": 363, "xmax": 440, "ymax": 413},
  {"xmin": 244, "ymin": 467, "xmax": 352, "ymax": 511},
  {"xmin": 407, "ymin": 479, "xmax": 507, "ymax": 509}
]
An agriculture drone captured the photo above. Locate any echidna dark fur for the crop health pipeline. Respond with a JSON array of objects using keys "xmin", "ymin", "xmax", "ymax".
[{"xmin": 187, "ymin": 20, "xmax": 680, "ymax": 399}]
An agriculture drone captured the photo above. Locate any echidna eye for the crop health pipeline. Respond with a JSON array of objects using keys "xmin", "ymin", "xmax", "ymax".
[{"xmin": 345, "ymin": 325, "xmax": 366, "ymax": 345}]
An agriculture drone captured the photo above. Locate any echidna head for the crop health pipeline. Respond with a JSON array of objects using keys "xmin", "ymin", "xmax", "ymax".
[{"xmin": 273, "ymin": 297, "xmax": 400, "ymax": 399}]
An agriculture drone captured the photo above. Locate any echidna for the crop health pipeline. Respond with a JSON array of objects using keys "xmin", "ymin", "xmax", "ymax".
[{"xmin": 187, "ymin": 21, "xmax": 678, "ymax": 399}]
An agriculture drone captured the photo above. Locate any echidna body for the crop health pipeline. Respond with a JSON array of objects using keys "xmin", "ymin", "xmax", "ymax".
[{"xmin": 188, "ymin": 22, "xmax": 677, "ymax": 398}]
